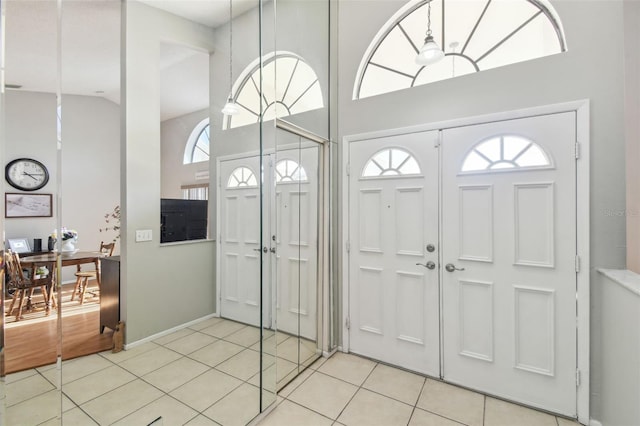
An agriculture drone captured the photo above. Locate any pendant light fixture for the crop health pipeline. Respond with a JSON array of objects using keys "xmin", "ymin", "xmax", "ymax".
[
  {"xmin": 415, "ymin": 0, "xmax": 444, "ymax": 66},
  {"xmin": 222, "ymin": 0, "xmax": 239, "ymax": 116}
]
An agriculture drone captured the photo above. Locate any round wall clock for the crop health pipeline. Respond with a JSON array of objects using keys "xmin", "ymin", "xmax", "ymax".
[{"xmin": 5, "ymin": 158, "xmax": 50, "ymax": 191}]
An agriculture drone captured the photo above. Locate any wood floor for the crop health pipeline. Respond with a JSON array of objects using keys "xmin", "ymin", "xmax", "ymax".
[{"xmin": 4, "ymin": 284, "xmax": 114, "ymax": 374}]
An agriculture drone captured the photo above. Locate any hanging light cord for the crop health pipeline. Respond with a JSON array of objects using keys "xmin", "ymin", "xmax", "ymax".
[
  {"xmin": 228, "ymin": 0, "xmax": 233, "ymax": 99},
  {"xmin": 426, "ymin": 1, "xmax": 432, "ymax": 38}
]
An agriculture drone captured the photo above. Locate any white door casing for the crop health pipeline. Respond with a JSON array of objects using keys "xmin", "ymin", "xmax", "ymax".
[
  {"xmin": 275, "ymin": 145, "xmax": 319, "ymax": 340},
  {"xmin": 440, "ymin": 112, "xmax": 577, "ymax": 416},
  {"xmin": 348, "ymin": 131, "xmax": 440, "ymax": 376}
]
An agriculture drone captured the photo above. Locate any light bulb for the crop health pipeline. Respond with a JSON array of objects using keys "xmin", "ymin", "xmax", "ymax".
[
  {"xmin": 416, "ymin": 34, "xmax": 445, "ymax": 66},
  {"xmin": 222, "ymin": 98, "xmax": 239, "ymax": 115}
]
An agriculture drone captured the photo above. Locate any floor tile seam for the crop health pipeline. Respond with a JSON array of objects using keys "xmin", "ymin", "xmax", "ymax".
[
  {"xmin": 97, "ymin": 341, "xmax": 162, "ymax": 364},
  {"xmin": 66, "ymin": 374, "xmax": 138, "ymax": 407},
  {"xmin": 481, "ymin": 394, "xmax": 487, "ymax": 426},
  {"xmin": 211, "ymin": 363, "xmax": 260, "ymax": 384},
  {"xmin": 313, "ymin": 368, "xmax": 372, "ymax": 388},
  {"xmin": 54, "ymin": 362, "xmax": 125, "ymax": 387},
  {"xmin": 60, "ymin": 362, "xmax": 138, "ymax": 389},
  {"xmin": 163, "ymin": 328, "xmax": 221, "ymax": 345},
  {"xmin": 169, "ymin": 379, "xmax": 245, "ymax": 416},
  {"xmin": 282, "ymin": 395, "xmax": 340, "ymax": 423},
  {"xmin": 65, "ymin": 399, "xmax": 101, "ymax": 425},
  {"xmin": 411, "ymin": 406, "xmax": 469, "ymax": 426},
  {"xmin": 108, "ymin": 388, "xmax": 203, "ymax": 425},
  {"xmin": 5, "ymin": 384, "xmax": 57, "ymax": 408},
  {"xmin": 182, "ymin": 348, "xmax": 246, "ymax": 370},
  {"xmin": 34, "ymin": 367, "xmax": 59, "ymax": 389},
  {"xmin": 218, "ymin": 334, "xmax": 259, "ymax": 348},
  {"xmin": 330, "ymin": 361, "xmax": 379, "ymax": 422},
  {"xmin": 153, "ymin": 329, "xmax": 199, "ymax": 346},
  {"xmin": 359, "ymin": 381, "xmax": 418, "ymax": 409},
  {"xmin": 34, "ymin": 415, "xmax": 59, "ymax": 426},
  {"xmin": 276, "ymin": 365, "xmax": 317, "ymax": 398},
  {"xmin": 404, "ymin": 372, "xmax": 427, "ymax": 426}
]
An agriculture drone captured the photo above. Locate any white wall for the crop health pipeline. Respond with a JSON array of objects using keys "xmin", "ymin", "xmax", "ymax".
[
  {"xmin": 4, "ymin": 91, "xmax": 57, "ymax": 245},
  {"xmin": 123, "ymin": 1, "xmax": 217, "ymax": 342},
  {"xmin": 4, "ymin": 91, "xmax": 120, "ymax": 282},
  {"xmin": 338, "ymin": 0, "xmax": 626, "ymax": 422}
]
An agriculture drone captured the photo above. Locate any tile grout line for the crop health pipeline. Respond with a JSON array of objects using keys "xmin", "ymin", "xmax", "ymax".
[{"xmin": 405, "ymin": 376, "xmax": 427, "ymax": 426}]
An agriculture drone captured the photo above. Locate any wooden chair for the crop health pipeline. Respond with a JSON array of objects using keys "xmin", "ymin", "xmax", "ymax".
[
  {"xmin": 72, "ymin": 241, "xmax": 115, "ymax": 304},
  {"xmin": 5, "ymin": 251, "xmax": 56, "ymax": 320}
]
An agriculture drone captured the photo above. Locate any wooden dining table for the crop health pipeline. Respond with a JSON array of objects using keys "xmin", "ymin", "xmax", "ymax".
[{"xmin": 20, "ymin": 251, "xmax": 106, "ymax": 309}]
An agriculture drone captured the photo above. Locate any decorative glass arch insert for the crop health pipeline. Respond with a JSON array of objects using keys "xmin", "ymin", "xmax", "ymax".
[
  {"xmin": 461, "ymin": 135, "xmax": 551, "ymax": 172},
  {"xmin": 275, "ymin": 159, "xmax": 308, "ymax": 183},
  {"xmin": 362, "ymin": 148, "xmax": 422, "ymax": 177},
  {"xmin": 223, "ymin": 51, "xmax": 324, "ymax": 130},
  {"xmin": 354, "ymin": 0, "xmax": 567, "ymax": 99},
  {"xmin": 227, "ymin": 166, "xmax": 258, "ymax": 188},
  {"xmin": 183, "ymin": 118, "xmax": 210, "ymax": 164}
]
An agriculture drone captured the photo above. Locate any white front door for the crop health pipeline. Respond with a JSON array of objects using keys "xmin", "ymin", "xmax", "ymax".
[
  {"xmin": 348, "ymin": 131, "xmax": 440, "ymax": 376},
  {"xmin": 219, "ymin": 156, "xmax": 263, "ymax": 327},
  {"xmin": 440, "ymin": 112, "xmax": 577, "ymax": 416},
  {"xmin": 275, "ymin": 145, "xmax": 319, "ymax": 340}
]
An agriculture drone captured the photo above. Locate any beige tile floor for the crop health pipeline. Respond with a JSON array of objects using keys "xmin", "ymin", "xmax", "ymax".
[
  {"xmin": 4, "ymin": 318, "xmax": 583, "ymax": 426},
  {"xmin": 258, "ymin": 352, "xmax": 584, "ymax": 426}
]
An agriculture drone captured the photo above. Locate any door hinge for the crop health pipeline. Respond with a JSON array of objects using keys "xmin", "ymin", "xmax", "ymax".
[
  {"xmin": 345, "ymin": 316, "xmax": 351, "ymax": 330},
  {"xmin": 576, "ymin": 369, "xmax": 581, "ymax": 387},
  {"xmin": 346, "ymin": 162, "xmax": 350, "ymax": 176},
  {"xmin": 346, "ymin": 241, "xmax": 351, "ymax": 253},
  {"xmin": 434, "ymin": 133, "xmax": 441, "ymax": 148},
  {"xmin": 575, "ymin": 255, "xmax": 581, "ymax": 273},
  {"xmin": 575, "ymin": 142, "xmax": 581, "ymax": 159}
]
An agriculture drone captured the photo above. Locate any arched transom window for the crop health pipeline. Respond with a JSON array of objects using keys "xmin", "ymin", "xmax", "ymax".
[
  {"xmin": 184, "ymin": 118, "xmax": 210, "ymax": 164},
  {"xmin": 275, "ymin": 160, "xmax": 308, "ymax": 183},
  {"xmin": 227, "ymin": 166, "xmax": 258, "ymax": 188},
  {"xmin": 354, "ymin": 0, "xmax": 567, "ymax": 99},
  {"xmin": 224, "ymin": 51, "xmax": 324, "ymax": 130},
  {"xmin": 461, "ymin": 135, "xmax": 551, "ymax": 172},
  {"xmin": 362, "ymin": 148, "xmax": 421, "ymax": 177}
]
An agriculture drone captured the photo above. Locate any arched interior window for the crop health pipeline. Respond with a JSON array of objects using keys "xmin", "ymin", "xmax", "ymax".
[
  {"xmin": 354, "ymin": 0, "xmax": 567, "ymax": 99},
  {"xmin": 275, "ymin": 160, "xmax": 308, "ymax": 183},
  {"xmin": 362, "ymin": 148, "xmax": 421, "ymax": 177},
  {"xmin": 461, "ymin": 135, "xmax": 551, "ymax": 172},
  {"xmin": 223, "ymin": 51, "xmax": 324, "ymax": 130},
  {"xmin": 183, "ymin": 118, "xmax": 210, "ymax": 164},
  {"xmin": 227, "ymin": 166, "xmax": 258, "ymax": 188}
]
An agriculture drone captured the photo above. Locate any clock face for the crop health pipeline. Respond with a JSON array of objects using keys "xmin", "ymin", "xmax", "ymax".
[{"xmin": 5, "ymin": 158, "xmax": 50, "ymax": 191}]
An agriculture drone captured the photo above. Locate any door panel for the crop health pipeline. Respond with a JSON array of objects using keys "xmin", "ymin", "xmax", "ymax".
[
  {"xmin": 441, "ymin": 113, "xmax": 577, "ymax": 416},
  {"xmin": 219, "ymin": 156, "xmax": 262, "ymax": 327},
  {"xmin": 275, "ymin": 145, "xmax": 319, "ymax": 341},
  {"xmin": 348, "ymin": 131, "xmax": 440, "ymax": 376}
]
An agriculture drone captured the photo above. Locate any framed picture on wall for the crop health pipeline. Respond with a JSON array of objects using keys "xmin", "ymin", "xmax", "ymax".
[{"xmin": 5, "ymin": 193, "xmax": 53, "ymax": 218}]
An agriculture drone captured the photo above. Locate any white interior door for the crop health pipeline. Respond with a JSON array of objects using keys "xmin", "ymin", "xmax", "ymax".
[
  {"xmin": 440, "ymin": 112, "xmax": 577, "ymax": 416},
  {"xmin": 348, "ymin": 131, "xmax": 440, "ymax": 376},
  {"xmin": 219, "ymin": 156, "xmax": 263, "ymax": 327},
  {"xmin": 275, "ymin": 145, "xmax": 319, "ymax": 340}
]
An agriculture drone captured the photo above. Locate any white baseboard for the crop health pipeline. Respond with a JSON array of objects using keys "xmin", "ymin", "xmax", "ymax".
[
  {"xmin": 589, "ymin": 420, "xmax": 603, "ymax": 426},
  {"xmin": 124, "ymin": 313, "xmax": 219, "ymax": 350}
]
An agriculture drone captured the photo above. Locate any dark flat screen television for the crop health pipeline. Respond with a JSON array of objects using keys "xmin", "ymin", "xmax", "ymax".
[{"xmin": 160, "ymin": 199, "xmax": 208, "ymax": 243}]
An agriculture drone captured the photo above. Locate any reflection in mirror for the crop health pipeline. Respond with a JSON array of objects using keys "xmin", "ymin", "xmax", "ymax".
[
  {"xmin": 160, "ymin": 41, "xmax": 210, "ymax": 243},
  {"xmin": 2, "ymin": 0, "xmax": 121, "ymax": 423},
  {"xmin": 273, "ymin": 0, "xmax": 329, "ymax": 393},
  {"xmin": 274, "ymin": 126, "xmax": 323, "ymax": 390},
  {"xmin": 2, "ymin": 1, "xmax": 63, "ymax": 423}
]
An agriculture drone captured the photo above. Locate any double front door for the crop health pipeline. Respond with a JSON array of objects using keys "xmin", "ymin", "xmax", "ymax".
[{"xmin": 348, "ymin": 112, "xmax": 578, "ymax": 417}]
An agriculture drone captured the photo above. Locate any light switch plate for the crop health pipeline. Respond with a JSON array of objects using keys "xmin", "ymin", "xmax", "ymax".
[{"xmin": 135, "ymin": 229, "xmax": 152, "ymax": 242}]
